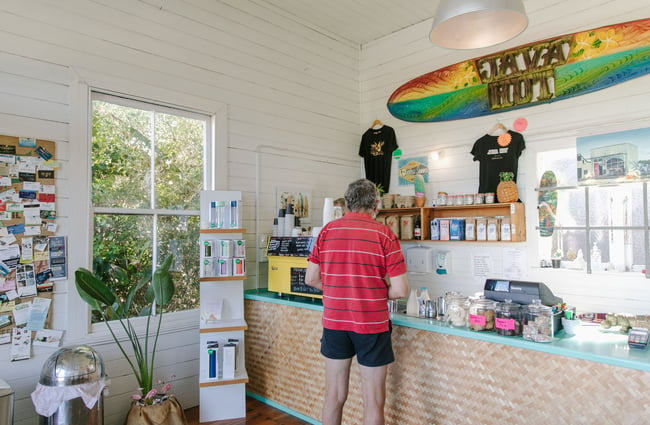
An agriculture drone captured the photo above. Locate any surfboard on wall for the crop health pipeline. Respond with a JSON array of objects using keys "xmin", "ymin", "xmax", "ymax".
[{"xmin": 387, "ymin": 18, "xmax": 650, "ymax": 123}]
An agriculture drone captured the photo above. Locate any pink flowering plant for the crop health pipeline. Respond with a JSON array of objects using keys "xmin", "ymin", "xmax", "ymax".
[
  {"xmin": 75, "ymin": 255, "xmax": 176, "ymax": 405},
  {"xmin": 131, "ymin": 375, "xmax": 175, "ymax": 405}
]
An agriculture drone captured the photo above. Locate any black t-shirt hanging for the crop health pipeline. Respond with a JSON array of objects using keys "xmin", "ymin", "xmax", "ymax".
[
  {"xmin": 359, "ymin": 125, "xmax": 398, "ymax": 192},
  {"xmin": 470, "ymin": 130, "xmax": 525, "ymax": 194}
]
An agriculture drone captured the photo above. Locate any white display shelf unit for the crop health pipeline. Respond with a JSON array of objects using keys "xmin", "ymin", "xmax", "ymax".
[{"xmin": 198, "ymin": 190, "xmax": 247, "ymax": 422}]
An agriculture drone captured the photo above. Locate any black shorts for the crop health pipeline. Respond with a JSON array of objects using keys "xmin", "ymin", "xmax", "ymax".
[{"xmin": 320, "ymin": 326, "xmax": 394, "ymax": 367}]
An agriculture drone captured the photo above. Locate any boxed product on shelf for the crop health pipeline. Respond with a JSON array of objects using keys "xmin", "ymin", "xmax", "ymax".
[
  {"xmin": 476, "ymin": 218, "xmax": 487, "ymax": 241},
  {"xmin": 439, "ymin": 219, "xmax": 450, "ymax": 241},
  {"xmin": 218, "ymin": 240, "xmax": 233, "ymax": 258},
  {"xmin": 228, "ymin": 338, "xmax": 241, "ymax": 372},
  {"xmin": 465, "ymin": 218, "xmax": 476, "ymax": 241},
  {"xmin": 207, "ymin": 341, "xmax": 219, "ymax": 379},
  {"xmin": 430, "ymin": 218, "xmax": 440, "ymax": 241},
  {"xmin": 203, "ymin": 240, "xmax": 215, "ymax": 257},
  {"xmin": 386, "ymin": 215, "xmax": 400, "ymax": 238},
  {"xmin": 500, "ymin": 217, "xmax": 511, "ymax": 241},
  {"xmin": 216, "ymin": 258, "xmax": 232, "ymax": 277},
  {"xmin": 400, "ymin": 215, "xmax": 414, "ymax": 239},
  {"xmin": 202, "ymin": 258, "xmax": 215, "ymax": 278},
  {"xmin": 487, "ymin": 218, "xmax": 500, "ymax": 241},
  {"xmin": 233, "ymin": 240, "xmax": 246, "ymax": 257},
  {"xmin": 222, "ymin": 343, "xmax": 236, "ymax": 379},
  {"xmin": 233, "ymin": 258, "xmax": 245, "ymax": 276},
  {"xmin": 449, "ymin": 219, "xmax": 465, "ymax": 241}
]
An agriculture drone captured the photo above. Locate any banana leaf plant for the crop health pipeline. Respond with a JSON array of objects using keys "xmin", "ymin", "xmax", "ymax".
[{"xmin": 75, "ymin": 255, "xmax": 175, "ymax": 404}]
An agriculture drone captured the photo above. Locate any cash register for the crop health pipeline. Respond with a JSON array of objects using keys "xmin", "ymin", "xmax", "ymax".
[{"xmin": 483, "ymin": 278, "xmax": 562, "ymax": 306}]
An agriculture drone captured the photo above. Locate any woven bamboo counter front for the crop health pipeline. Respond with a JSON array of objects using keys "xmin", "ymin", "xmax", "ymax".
[{"xmin": 245, "ymin": 298, "xmax": 650, "ymax": 425}]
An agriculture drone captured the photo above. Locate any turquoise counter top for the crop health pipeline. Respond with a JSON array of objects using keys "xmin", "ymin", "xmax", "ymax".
[{"xmin": 244, "ymin": 289, "xmax": 650, "ymax": 372}]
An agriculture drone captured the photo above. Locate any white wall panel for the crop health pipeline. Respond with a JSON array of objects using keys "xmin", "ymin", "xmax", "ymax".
[
  {"xmin": 0, "ymin": 1, "xmax": 360, "ymax": 423},
  {"xmin": 360, "ymin": 2, "xmax": 650, "ymax": 315}
]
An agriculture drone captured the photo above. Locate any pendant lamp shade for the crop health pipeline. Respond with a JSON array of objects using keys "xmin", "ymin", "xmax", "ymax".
[{"xmin": 430, "ymin": 0, "xmax": 528, "ymax": 49}]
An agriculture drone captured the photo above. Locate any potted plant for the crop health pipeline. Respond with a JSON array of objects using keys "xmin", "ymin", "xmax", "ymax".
[
  {"xmin": 551, "ymin": 249, "xmax": 563, "ymax": 268},
  {"xmin": 414, "ymin": 174, "xmax": 427, "ymax": 207},
  {"xmin": 75, "ymin": 255, "xmax": 188, "ymax": 424}
]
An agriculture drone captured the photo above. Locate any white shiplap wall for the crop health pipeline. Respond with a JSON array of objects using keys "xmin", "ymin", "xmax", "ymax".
[
  {"xmin": 0, "ymin": 1, "xmax": 361, "ymax": 424},
  {"xmin": 360, "ymin": 1, "xmax": 650, "ymax": 314}
]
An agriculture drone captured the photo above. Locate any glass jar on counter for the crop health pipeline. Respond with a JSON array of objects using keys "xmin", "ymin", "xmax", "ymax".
[
  {"xmin": 468, "ymin": 296, "xmax": 496, "ymax": 331},
  {"xmin": 495, "ymin": 299, "xmax": 523, "ymax": 336},
  {"xmin": 444, "ymin": 293, "xmax": 469, "ymax": 327},
  {"xmin": 523, "ymin": 299, "xmax": 554, "ymax": 342}
]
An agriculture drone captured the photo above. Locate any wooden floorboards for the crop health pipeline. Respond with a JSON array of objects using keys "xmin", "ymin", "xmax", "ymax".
[{"xmin": 185, "ymin": 396, "xmax": 312, "ymax": 425}]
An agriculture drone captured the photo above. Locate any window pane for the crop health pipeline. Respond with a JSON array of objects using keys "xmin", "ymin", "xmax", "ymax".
[
  {"xmin": 154, "ymin": 112, "xmax": 204, "ymax": 210},
  {"xmin": 556, "ymin": 187, "xmax": 586, "ymax": 227},
  {"xmin": 594, "ymin": 229, "xmax": 645, "ymax": 272},
  {"xmin": 538, "ymin": 148, "xmax": 577, "ymax": 187},
  {"xmin": 556, "ymin": 229, "xmax": 587, "ymax": 265},
  {"xmin": 589, "ymin": 183, "xmax": 645, "ymax": 227},
  {"xmin": 157, "ymin": 215, "xmax": 200, "ymax": 311},
  {"xmin": 92, "ymin": 100, "xmax": 152, "ymax": 208},
  {"xmin": 93, "ymin": 214, "xmax": 153, "ymax": 314},
  {"xmin": 91, "ymin": 94, "xmax": 208, "ymax": 318}
]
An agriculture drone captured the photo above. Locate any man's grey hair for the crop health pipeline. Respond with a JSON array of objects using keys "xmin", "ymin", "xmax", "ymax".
[{"xmin": 344, "ymin": 179, "xmax": 379, "ymax": 212}]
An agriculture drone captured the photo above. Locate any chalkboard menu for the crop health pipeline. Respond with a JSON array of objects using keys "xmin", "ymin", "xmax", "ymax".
[
  {"xmin": 290, "ymin": 267, "xmax": 322, "ymax": 295},
  {"xmin": 266, "ymin": 237, "xmax": 315, "ymax": 257}
]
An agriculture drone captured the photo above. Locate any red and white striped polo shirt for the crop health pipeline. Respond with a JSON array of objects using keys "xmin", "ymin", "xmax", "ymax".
[{"xmin": 308, "ymin": 212, "xmax": 406, "ymax": 334}]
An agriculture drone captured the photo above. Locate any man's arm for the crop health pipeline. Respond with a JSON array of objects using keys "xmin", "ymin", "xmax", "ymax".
[
  {"xmin": 305, "ymin": 260, "xmax": 322, "ymax": 291},
  {"xmin": 386, "ymin": 273, "xmax": 409, "ymax": 300}
]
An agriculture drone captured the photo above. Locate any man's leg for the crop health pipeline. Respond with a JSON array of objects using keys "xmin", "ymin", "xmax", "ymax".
[
  {"xmin": 359, "ymin": 363, "xmax": 388, "ymax": 425},
  {"xmin": 322, "ymin": 357, "xmax": 352, "ymax": 425}
]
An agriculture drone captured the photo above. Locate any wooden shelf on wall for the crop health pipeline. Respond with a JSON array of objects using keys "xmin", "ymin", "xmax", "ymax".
[{"xmin": 377, "ymin": 202, "xmax": 526, "ymax": 242}]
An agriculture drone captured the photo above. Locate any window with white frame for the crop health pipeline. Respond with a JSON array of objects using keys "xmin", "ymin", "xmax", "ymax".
[
  {"xmin": 537, "ymin": 147, "xmax": 649, "ymax": 276},
  {"xmin": 91, "ymin": 92, "xmax": 210, "ymax": 318}
]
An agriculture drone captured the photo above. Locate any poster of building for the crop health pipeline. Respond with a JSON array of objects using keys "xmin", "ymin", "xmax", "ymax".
[{"xmin": 577, "ymin": 127, "xmax": 650, "ymax": 185}]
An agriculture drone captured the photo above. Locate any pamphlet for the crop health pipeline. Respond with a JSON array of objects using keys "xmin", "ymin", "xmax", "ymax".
[
  {"xmin": 13, "ymin": 301, "xmax": 31, "ymax": 326},
  {"xmin": 33, "ymin": 329, "xmax": 63, "ymax": 347},
  {"xmin": 48, "ymin": 236, "xmax": 67, "ymax": 280},
  {"xmin": 0, "ymin": 314, "xmax": 11, "ymax": 329},
  {"xmin": 26, "ymin": 297, "xmax": 51, "ymax": 331},
  {"xmin": 10, "ymin": 327, "xmax": 31, "ymax": 361},
  {"xmin": 200, "ymin": 299, "xmax": 223, "ymax": 323}
]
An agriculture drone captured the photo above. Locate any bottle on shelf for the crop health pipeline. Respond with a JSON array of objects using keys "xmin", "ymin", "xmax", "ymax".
[
  {"xmin": 418, "ymin": 287, "xmax": 430, "ymax": 318},
  {"xmin": 214, "ymin": 201, "xmax": 226, "ymax": 229},
  {"xmin": 209, "ymin": 201, "xmax": 217, "ymax": 228},
  {"xmin": 406, "ymin": 288, "xmax": 419, "ymax": 317},
  {"xmin": 425, "ymin": 300, "xmax": 436, "ymax": 318},
  {"xmin": 414, "ymin": 215, "xmax": 421, "ymax": 240},
  {"xmin": 229, "ymin": 200, "xmax": 241, "ymax": 229}
]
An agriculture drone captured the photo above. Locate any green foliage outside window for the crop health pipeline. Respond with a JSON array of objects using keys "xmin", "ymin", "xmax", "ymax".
[{"xmin": 91, "ymin": 97, "xmax": 205, "ymax": 319}]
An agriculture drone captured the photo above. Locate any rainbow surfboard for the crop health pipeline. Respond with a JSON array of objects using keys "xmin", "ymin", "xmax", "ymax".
[{"xmin": 387, "ymin": 18, "xmax": 650, "ymax": 122}]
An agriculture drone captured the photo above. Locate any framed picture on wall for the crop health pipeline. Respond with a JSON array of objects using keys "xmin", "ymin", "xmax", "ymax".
[
  {"xmin": 577, "ymin": 127, "xmax": 650, "ymax": 185},
  {"xmin": 276, "ymin": 188, "xmax": 311, "ymax": 222}
]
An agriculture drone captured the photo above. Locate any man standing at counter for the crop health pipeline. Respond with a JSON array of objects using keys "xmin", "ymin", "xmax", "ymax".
[{"xmin": 306, "ymin": 178, "xmax": 409, "ymax": 425}]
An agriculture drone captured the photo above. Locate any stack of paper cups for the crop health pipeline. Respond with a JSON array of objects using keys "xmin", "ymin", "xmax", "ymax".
[
  {"xmin": 284, "ymin": 204, "xmax": 295, "ymax": 237},
  {"xmin": 323, "ymin": 197, "xmax": 334, "ymax": 226}
]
